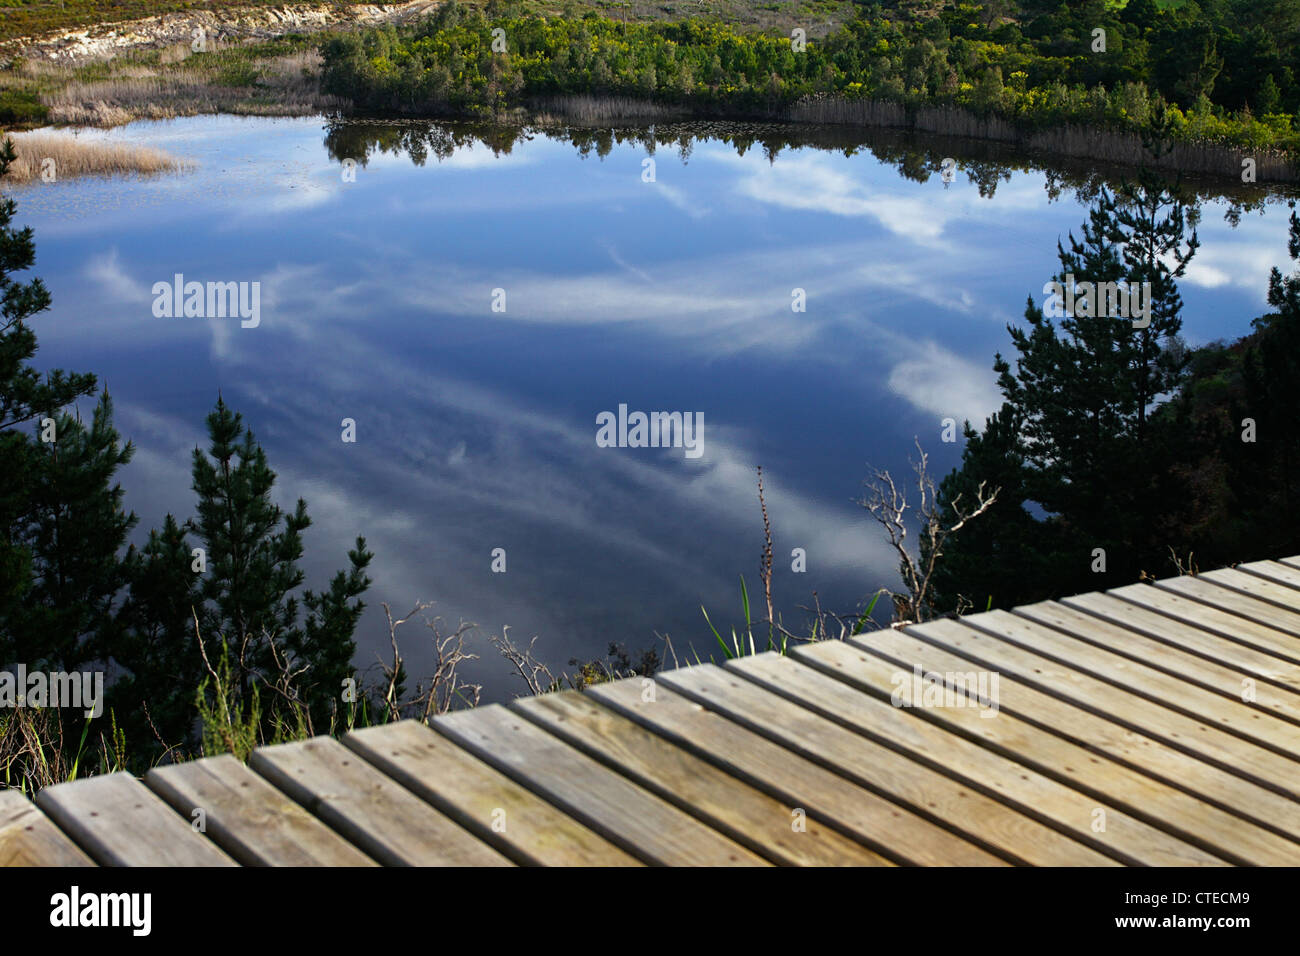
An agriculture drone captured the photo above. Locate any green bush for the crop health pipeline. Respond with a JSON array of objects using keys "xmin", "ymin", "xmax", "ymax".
[{"xmin": 0, "ymin": 88, "xmax": 48, "ymax": 125}]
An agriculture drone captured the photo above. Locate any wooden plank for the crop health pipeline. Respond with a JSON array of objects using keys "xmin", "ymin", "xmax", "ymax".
[
  {"xmin": 1201, "ymin": 567, "xmax": 1300, "ymax": 612},
  {"xmin": 249, "ymin": 736, "xmax": 510, "ymax": 867},
  {"xmin": 145, "ymin": 754, "xmax": 376, "ymax": 867},
  {"xmin": 588, "ymin": 677, "xmax": 1003, "ymax": 866},
  {"xmin": 795, "ymin": 638, "xmax": 1300, "ymax": 865},
  {"xmin": 1024, "ymin": 598, "xmax": 1300, "ymax": 726},
  {"xmin": 0, "ymin": 789, "xmax": 95, "ymax": 866},
  {"xmin": 344, "ymin": 719, "xmax": 640, "ymax": 866},
  {"xmin": 659, "ymin": 661, "xmax": 1125, "ymax": 866},
  {"xmin": 1157, "ymin": 575, "xmax": 1300, "ymax": 639},
  {"xmin": 966, "ymin": 609, "xmax": 1300, "ymax": 759},
  {"xmin": 1240, "ymin": 559, "xmax": 1300, "ymax": 592},
  {"xmin": 718, "ymin": 654, "xmax": 1224, "ymax": 867},
  {"xmin": 432, "ymin": 703, "xmax": 766, "ymax": 866},
  {"xmin": 849, "ymin": 626, "xmax": 1300, "ymax": 847},
  {"xmin": 901, "ymin": 617, "xmax": 1300, "ymax": 799},
  {"xmin": 514, "ymin": 691, "xmax": 891, "ymax": 866},
  {"xmin": 984, "ymin": 604, "xmax": 1300, "ymax": 753},
  {"xmin": 1113, "ymin": 582, "xmax": 1300, "ymax": 664},
  {"xmin": 1070, "ymin": 591, "xmax": 1300, "ymax": 694},
  {"xmin": 36, "ymin": 773, "xmax": 236, "ymax": 866}
]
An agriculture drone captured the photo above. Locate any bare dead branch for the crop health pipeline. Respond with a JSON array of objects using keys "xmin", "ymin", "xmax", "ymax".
[
  {"xmin": 490, "ymin": 627, "xmax": 564, "ymax": 697},
  {"xmin": 860, "ymin": 438, "xmax": 1000, "ymax": 624}
]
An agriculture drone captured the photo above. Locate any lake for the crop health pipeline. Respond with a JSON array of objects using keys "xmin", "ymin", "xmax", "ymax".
[{"xmin": 10, "ymin": 113, "xmax": 1297, "ymax": 701}]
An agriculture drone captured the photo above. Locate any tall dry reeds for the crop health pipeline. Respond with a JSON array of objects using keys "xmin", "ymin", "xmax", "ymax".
[
  {"xmin": 0, "ymin": 131, "xmax": 186, "ymax": 183},
  {"xmin": 0, "ymin": 706, "xmax": 128, "ymax": 794},
  {"xmin": 788, "ymin": 97, "xmax": 908, "ymax": 128},
  {"xmin": 28, "ymin": 46, "xmax": 345, "ymax": 127},
  {"xmin": 798, "ymin": 99, "xmax": 1299, "ymax": 181},
  {"xmin": 528, "ymin": 93, "xmax": 690, "ymax": 125}
]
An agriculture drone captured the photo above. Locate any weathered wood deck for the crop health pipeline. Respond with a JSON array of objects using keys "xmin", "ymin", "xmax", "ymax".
[{"xmin": 6, "ymin": 558, "xmax": 1300, "ymax": 866}]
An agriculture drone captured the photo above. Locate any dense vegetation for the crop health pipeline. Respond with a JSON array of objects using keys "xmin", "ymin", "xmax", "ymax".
[
  {"xmin": 321, "ymin": 0, "xmax": 1300, "ymax": 158},
  {"xmin": 930, "ymin": 176, "xmax": 1300, "ymax": 610}
]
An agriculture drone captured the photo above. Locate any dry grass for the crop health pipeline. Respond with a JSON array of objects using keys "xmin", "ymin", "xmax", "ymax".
[
  {"xmin": 17, "ymin": 44, "xmax": 345, "ymax": 128},
  {"xmin": 789, "ymin": 96, "xmax": 909, "ymax": 127},
  {"xmin": 906, "ymin": 104, "xmax": 1296, "ymax": 180},
  {"xmin": 0, "ymin": 706, "xmax": 129, "ymax": 794},
  {"xmin": 528, "ymin": 93, "xmax": 690, "ymax": 125},
  {"xmin": 1, "ymin": 131, "xmax": 187, "ymax": 183},
  {"xmin": 790, "ymin": 99, "xmax": 1298, "ymax": 182}
]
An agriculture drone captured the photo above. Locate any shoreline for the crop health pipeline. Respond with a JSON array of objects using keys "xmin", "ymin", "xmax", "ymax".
[
  {"xmin": 1, "ymin": 4, "xmax": 1296, "ymax": 184},
  {"xmin": 515, "ymin": 93, "xmax": 1300, "ymax": 184}
]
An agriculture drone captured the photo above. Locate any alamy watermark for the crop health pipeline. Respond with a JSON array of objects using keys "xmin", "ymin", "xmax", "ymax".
[
  {"xmin": 891, "ymin": 664, "xmax": 1000, "ymax": 717},
  {"xmin": 50, "ymin": 886, "xmax": 151, "ymax": 936},
  {"xmin": 595, "ymin": 404, "xmax": 704, "ymax": 459},
  {"xmin": 1042, "ymin": 273, "xmax": 1151, "ymax": 328},
  {"xmin": 152, "ymin": 273, "xmax": 261, "ymax": 328},
  {"xmin": 0, "ymin": 664, "xmax": 104, "ymax": 718}
]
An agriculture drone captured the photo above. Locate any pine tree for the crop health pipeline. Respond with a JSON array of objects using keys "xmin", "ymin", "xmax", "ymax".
[
  {"xmin": 19, "ymin": 395, "xmax": 136, "ymax": 672},
  {"xmin": 293, "ymin": 537, "xmax": 373, "ymax": 731},
  {"xmin": 1106, "ymin": 169, "xmax": 1199, "ymax": 438},
  {"xmin": 114, "ymin": 514, "xmax": 204, "ymax": 756},
  {"xmin": 188, "ymin": 397, "xmax": 309, "ymax": 703},
  {"xmin": 932, "ymin": 173, "xmax": 1198, "ymax": 605},
  {"xmin": 0, "ymin": 138, "xmax": 132, "ymax": 670},
  {"xmin": 1227, "ymin": 203, "xmax": 1300, "ymax": 555},
  {"xmin": 187, "ymin": 396, "xmax": 372, "ymax": 734}
]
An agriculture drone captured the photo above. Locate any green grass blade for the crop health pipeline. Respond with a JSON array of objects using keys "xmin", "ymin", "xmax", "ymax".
[
  {"xmin": 851, "ymin": 590, "xmax": 883, "ymax": 636},
  {"xmin": 739, "ymin": 577, "xmax": 756, "ymax": 656},
  {"xmin": 701, "ymin": 605, "xmax": 735, "ymax": 660}
]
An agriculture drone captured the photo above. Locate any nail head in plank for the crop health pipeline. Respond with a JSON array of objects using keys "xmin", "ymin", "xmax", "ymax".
[{"xmin": 0, "ymin": 788, "xmax": 95, "ymax": 867}]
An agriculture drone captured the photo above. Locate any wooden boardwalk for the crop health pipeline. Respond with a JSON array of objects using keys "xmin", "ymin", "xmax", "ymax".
[{"xmin": 5, "ymin": 558, "xmax": 1300, "ymax": 866}]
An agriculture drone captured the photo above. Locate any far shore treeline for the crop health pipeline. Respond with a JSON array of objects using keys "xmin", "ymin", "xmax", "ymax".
[{"xmin": 319, "ymin": 0, "xmax": 1300, "ymax": 169}]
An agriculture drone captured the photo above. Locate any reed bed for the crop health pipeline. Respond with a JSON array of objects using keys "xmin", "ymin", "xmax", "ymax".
[
  {"xmin": 1023, "ymin": 123, "xmax": 1295, "ymax": 180},
  {"xmin": 788, "ymin": 96, "xmax": 909, "ymax": 128},
  {"xmin": 28, "ymin": 46, "xmax": 344, "ymax": 127},
  {"xmin": 528, "ymin": 93, "xmax": 691, "ymax": 124},
  {"xmin": 1, "ymin": 131, "xmax": 187, "ymax": 183},
  {"xmin": 793, "ymin": 98, "xmax": 1300, "ymax": 182}
]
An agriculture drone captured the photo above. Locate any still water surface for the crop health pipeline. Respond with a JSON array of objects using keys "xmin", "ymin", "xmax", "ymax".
[{"xmin": 12, "ymin": 115, "xmax": 1295, "ymax": 698}]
